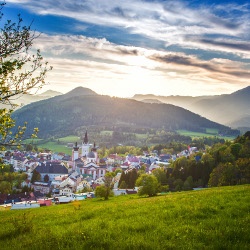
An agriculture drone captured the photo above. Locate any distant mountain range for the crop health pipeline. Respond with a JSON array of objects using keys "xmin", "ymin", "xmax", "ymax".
[
  {"xmin": 12, "ymin": 87, "xmax": 239, "ymax": 138},
  {"xmin": 132, "ymin": 86, "xmax": 250, "ymax": 129}
]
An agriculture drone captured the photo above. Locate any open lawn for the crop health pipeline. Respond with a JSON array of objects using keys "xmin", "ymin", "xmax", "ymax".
[{"xmin": 0, "ymin": 185, "xmax": 249, "ymax": 249}]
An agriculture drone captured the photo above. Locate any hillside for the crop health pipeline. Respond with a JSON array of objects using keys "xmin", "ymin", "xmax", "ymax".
[
  {"xmin": 12, "ymin": 87, "xmax": 238, "ymax": 138},
  {"xmin": 0, "ymin": 185, "xmax": 249, "ymax": 249},
  {"xmin": 132, "ymin": 86, "xmax": 250, "ymax": 129}
]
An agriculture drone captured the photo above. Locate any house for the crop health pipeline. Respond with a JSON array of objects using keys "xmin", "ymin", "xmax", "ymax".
[
  {"xmin": 159, "ymin": 154, "xmax": 172, "ymax": 162},
  {"xmin": 113, "ymin": 188, "xmax": 138, "ymax": 196},
  {"xmin": 92, "ymin": 177, "xmax": 105, "ymax": 189},
  {"xmin": 59, "ymin": 177, "xmax": 76, "ymax": 193},
  {"xmin": 59, "ymin": 186, "xmax": 74, "ymax": 196},
  {"xmin": 77, "ymin": 161, "xmax": 107, "ymax": 180},
  {"xmin": 11, "ymin": 202, "xmax": 40, "ymax": 210},
  {"xmin": 76, "ymin": 180, "xmax": 91, "ymax": 192},
  {"xmin": 34, "ymin": 161, "xmax": 69, "ymax": 181},
  {"xmin": 106, "ymin": 154, "xmax": 124, "ymax": 166},
  {"xmin": 38, "ymin": 198, "xmax": 52, "ymax": 206},
  {"xmin": 31, "ymin": 182, "xmax": 50, "ymax": 195}
]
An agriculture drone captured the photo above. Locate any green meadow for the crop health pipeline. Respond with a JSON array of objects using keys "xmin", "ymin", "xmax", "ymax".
[
  {"xmin": 177, "ymin": 129, "xmax": 235, "ymax": 140},
  {"xmin": 0, "ymin": 185, "xmax": 249, "ymax": 249},
  {"xmin": 24, "ymin": 136, "xmax": 81, "ymax": 155}
]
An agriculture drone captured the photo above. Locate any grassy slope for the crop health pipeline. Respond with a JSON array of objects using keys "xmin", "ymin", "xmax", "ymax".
[{"xmin": 0, "ymin": 185, "xmax": 249, "ymax": 249}]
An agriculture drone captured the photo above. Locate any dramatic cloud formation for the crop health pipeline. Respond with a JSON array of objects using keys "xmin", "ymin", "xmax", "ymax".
[{"xmin": 5, "ymin": 0, "xmax": 250, "ymax": 96}]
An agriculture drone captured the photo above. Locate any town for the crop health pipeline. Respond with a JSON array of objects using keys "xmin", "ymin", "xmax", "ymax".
[{"xmin": 0, "ymin": 130, "xmax": 198, "ymax": 209}]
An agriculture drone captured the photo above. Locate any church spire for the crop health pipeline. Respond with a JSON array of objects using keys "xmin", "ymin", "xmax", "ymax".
[{"xmin": 83, "ymin": 130, "xmax": 88, "ymax": 144}]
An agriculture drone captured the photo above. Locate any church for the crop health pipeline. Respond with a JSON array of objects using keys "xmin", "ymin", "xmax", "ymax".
[{"xmin": 72, "ymin": 131, "xmax": 107, "ymax": 180}]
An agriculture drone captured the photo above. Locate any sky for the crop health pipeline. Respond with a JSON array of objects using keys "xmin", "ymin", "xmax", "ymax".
[{"xmin": 3, "ymin": 0, "xmax": 250, "ymax": 97}]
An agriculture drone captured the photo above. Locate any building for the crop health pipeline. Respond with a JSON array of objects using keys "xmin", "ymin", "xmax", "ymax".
[
  {"xmin": 34, "ymin": 161, "xmax": 69, "ymax": 181},
  {"xmin": 75, "ymin": 130, "xmax": 106, "ymax": 180}
]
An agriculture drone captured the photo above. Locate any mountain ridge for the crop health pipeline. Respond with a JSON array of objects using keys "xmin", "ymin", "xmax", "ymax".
[
  {"xmin": 12, "ymin": 87, "xmax": 239, "ymax": 139},
  {"xmin": 132, "ymin": 86, "xmax": 250, "ymax": 129}
]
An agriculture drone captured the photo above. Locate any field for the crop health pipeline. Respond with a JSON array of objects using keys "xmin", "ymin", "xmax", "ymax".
[
  {"xmin": 177, "ymin": 129, "xmax": 235, "ymax": 140},
  {"xmin": 100, "ymin": 130, "xmax": 148, "ymax": 139},
  {"xmin": 24, "ymin": 136, "xmax": 81, "ymax": 155},
  {"xmin": 0, "ymin": 185, "xmax": 249, "ymax": 249}
]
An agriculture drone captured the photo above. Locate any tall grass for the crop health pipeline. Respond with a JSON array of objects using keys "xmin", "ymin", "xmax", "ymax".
[{"xmin": 0, "ymin": 185, "xmax": 249, "ymax": 249}]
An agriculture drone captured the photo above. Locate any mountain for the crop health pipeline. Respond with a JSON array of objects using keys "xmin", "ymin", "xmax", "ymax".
[
  {"xmin": 140, "ymin": 99, "xmax": 163, "ymax": 104},
  {"xmin": 36, "ymin": 90, "xmax": 62, "ymax": 98},
  {"xmin": 12, "ymin": 87, "xmax": 238, "ymax": 138},
  {"xmin": 55, "ymin": 86, "xmax": 97, "ymax": 101},
  {"xmin": 132, "ymin": 86, "xmax": 250, "ymax": 129},
  {"xmin": 0, "ymin": 89, "xmax": 62, "ymax": 110}
]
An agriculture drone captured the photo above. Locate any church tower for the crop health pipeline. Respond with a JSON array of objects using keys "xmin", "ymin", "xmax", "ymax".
[
  {"xmin": 72, "ymin": 142, "xmax": 79, "ymax": 171},
  {"xmin": 72, "ymin": 142, "xmax": 79, "ymax": 161},
  {"xmin": 82, "ymin": 130, "xmax": 90, "ymax": 157}
]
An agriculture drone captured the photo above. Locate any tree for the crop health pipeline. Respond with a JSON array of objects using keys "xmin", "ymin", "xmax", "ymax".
[
  {"xmin": 136, "ymin": 174, "xmax": 159, "ymax": 197},
  {"xmin": 174, "ymin": 178, "xmax": 183, "ymax": 191},
  {"xmin": 0, "ymin": 3, "xmax": 52, "ymax": 149},
  {"xmin": 95, "ymin": 172, "xmax": 114, "ymax": 200},
  {"xmin": 0, "ymin": 180, "xmax": 11, "ymax": 194},
  {"xmin": 230, "ymin": 143, "xmax": 242, "ymax": 159},
  {"xmin": 14, "ymin": 172, "xmax": 28, "ymax": 189},
  {"xmin": 171, "ymin": 156, "xmax": 188, "ymax": 181},
  {"xmin": 236, "ymin": 158, "xmax": 250, "ymax": 184},
  {"xmin": 95, "ymin": 185, "xmax": 108, "ymax": 199},
  {"xmin": 152, "ymin": 167, "xmax": 167, "ymax": 186},
  {"xmin": 119, "ymin": 180, "xmax": 127, "ymax": 189},
  {"xmin": 44, "ymin": 174, "xmax": 49, "ymax": 183},
  {"xmin": 31, "ymin": 169, "xmax": 41, "ymax": 183},
  {"xmin": 208, "ymin": 162, "xmax": 239, "ymax": 187},
  {"xmin": 183, "ymin": 176, "xmax": 193, "ymax": 191},
  {"xmin": 25, "ymin": 143, "xmax": 33, "ymax": 151},
  {"xmin": 127, "ymin": 168, "xmax": 138, "ymax": 188}
]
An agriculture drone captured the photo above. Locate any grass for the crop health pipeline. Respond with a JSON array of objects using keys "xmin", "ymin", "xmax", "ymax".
[
  {"xmin": 24, "ymin": 136, "xmax": 81, "ymax": 155},
  {"xmin": 177, "ymin": 129, "xmax": 235, "ymax": 140},
  {"xmin": 100, "ymin": 130, "xmax": 113, "ymax": 136},
  {"xmin": 205, "ymin": 128, "xmax": 218, "ymax": 135},
  {"xmin": 0, "ymin": 185, "xmax": 249, "ymax": 249},
  {"xmin": 37, "ymin": 141, "xmax": 72, "ymax": 154},
  {"xmin": 57, "ymin": 136, "xmax": 80, "ymax": 143}
]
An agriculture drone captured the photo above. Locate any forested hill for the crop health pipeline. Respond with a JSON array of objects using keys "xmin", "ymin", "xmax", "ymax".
[{"xmin": 12, "ymin": 87, "xmax": 238, "ymax": 138}]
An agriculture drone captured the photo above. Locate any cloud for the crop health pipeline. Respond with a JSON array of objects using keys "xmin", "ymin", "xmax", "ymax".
[
  {"xmin": 34, "ymin": 34, "xmax": 250, "ymax": 92},
  {"xmin": 8, "ymin": 0, "xmax": 250, "ymax": 58},
  {"xmin": 199, "ymin": 38, "xmax": 250, "ymax": 52},
  {"xmin": 34, "ymin": 34, "xmax": 152, "ymax": 68},
  {"xmin": 149, "ymin": 53, "xmax": 250, "ymax": 79},
  {"xmin": 7, "ymin": 1, "xmax": 249, "ymax": 97}
]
